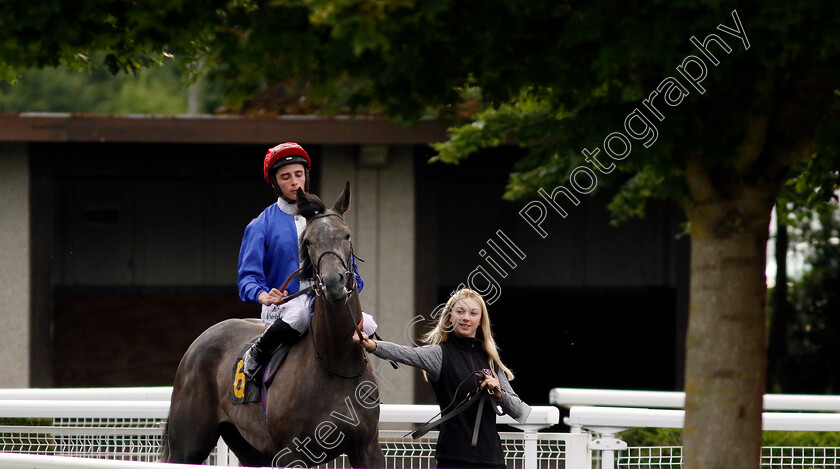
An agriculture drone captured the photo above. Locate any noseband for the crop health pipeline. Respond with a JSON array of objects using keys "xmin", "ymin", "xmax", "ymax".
[{"xmin": 308, "ymin": 213, "xmax": 356, "ymax": 299}]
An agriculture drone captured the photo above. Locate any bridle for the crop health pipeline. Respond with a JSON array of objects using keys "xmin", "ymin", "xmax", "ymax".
[
  {"xmin": 305, "ymin": 212, "xmax": 368, "ymax": 379},
  {"xmin": 312, "ymin": 250, "xmax": 356, "ymax": 299},
  {"xmin": 308, "ymin": 213, "xmax": 357, "ymax": 299}
]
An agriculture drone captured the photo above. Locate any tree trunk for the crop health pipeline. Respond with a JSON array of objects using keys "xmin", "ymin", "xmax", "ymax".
[{"xmin": 683, "ymin": 191, "xmax": 774, "ymax": 469}]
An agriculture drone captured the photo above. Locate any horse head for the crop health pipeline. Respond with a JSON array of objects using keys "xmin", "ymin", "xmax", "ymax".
[{"xmin": 297, "ymin": 182, "xmax": 355, "ymax": 304}]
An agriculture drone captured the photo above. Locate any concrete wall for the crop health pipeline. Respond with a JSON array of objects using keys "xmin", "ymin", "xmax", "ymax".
[
  {"xmin": 320, "ymin": 145, "xmax": 416, "ymax": 405},
  {"xmin": 0, "ymin": 143, "xmax": 30, "ymax": 388}
]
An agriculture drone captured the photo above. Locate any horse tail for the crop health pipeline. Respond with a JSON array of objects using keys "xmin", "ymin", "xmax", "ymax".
[{"xmin": 158, "ymin": 418, "xmax": 172, "ymax": 462}]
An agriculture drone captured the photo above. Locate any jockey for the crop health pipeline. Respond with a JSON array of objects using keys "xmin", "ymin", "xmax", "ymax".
[{"xmin": 237, "ymin": 142, "xmax": 376, "ymax": 381}]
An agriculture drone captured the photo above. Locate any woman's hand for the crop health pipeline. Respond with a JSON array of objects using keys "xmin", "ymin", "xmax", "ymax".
[
  {"xmin": 477, "ymin": 373, "xmax": 503, "ymax": 400},
  {"xmin": 352, "ymin": 331, "xmax": 377, "ymax": 352},
  {"xmin": 259, "ymin": 288, "xmax": 288, "ymax": 306}
]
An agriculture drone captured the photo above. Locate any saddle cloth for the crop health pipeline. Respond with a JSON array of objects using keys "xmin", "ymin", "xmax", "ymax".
[{"xmin": 231, "ymin": 340, "xmax": 291, "ymax": 406}]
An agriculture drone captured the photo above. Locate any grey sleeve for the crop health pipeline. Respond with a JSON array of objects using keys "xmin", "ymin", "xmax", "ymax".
[
  {"xmin": 497, "ymin": 371, "xmax": 532, "ymax": 424},
  {"xmin": 371, "ymin": 341, "xmax": 443, "ymax": 382}
]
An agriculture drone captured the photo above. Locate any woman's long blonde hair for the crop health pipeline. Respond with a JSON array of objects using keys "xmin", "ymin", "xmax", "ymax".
[{"xmin": 421, "ymin": 288, "xmax": 514, "ymax": 381}]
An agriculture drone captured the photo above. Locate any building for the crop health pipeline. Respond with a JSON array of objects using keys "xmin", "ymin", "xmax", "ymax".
[{"xmin": 0, "ymin": 113, "xmax": 688, "ymax": 405}]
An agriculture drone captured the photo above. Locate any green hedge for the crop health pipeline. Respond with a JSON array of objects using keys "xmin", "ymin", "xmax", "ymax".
[
  {"xmin": 0, "ymin": 417, "xmax": 53, "ymax": 426},
  {"xmin": 619, "ymin": 428, "xmax": 840, "ymax": 447}
]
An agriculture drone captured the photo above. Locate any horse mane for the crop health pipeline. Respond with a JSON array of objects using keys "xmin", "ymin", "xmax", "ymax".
[{"xmin": 297, "ymin": 194, "xmax": 327, "ymax": 281}]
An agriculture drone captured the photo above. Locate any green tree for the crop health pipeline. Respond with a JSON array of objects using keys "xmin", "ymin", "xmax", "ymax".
[
  {"xmin": 0, "ymin": 61, "xmax": 192, "ymax": 114},
  {"xmin": 768, "ymin": 198, "xmax": 840, "ymax": 394},
  {"xmin": 2, "ymin": 1, "xmax": 840, "ymax": 467},
  {"xmin": 767, "ymin": 155, "xmax": 840, "ymax": 393}
]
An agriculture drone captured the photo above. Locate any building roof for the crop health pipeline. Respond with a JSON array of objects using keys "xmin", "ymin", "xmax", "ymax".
[{"xmin": 0, "ymin": 113, "xmax": 448, "ymax": 145}]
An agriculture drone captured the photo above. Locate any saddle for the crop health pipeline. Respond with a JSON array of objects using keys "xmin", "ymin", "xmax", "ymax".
[
  {"xmin": 231, "ymin": 338, "xmax": 294, "ymax": 407},
  {"xmin": 231, "ymin": 269, "xmax": 302, "ymax": 407}
]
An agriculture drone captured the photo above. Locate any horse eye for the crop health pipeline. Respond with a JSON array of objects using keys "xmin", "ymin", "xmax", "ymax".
[{"xmin": 345, "ymin": 234, "xmax": 351, "ymax": 240}]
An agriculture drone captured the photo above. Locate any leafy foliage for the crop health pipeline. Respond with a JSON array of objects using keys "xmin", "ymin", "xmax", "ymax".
[
  {"xmin": 771, "ymin": 206, "xmax": 840, "ymax": 394},
  {"xmin": 0, "ymin": 418, "xmax": 52, "ymax": 426},
  {"xmin": 4, "ymin": 2, "xmax": 839, "ymax": 187},
  {"xmin": 620, "ymin": 427, "xmax": 840, "ymax": 447},
  {"xmin": 0, "ymin": 59, "xmax": 192, "ymax": 114},
  {"xmin": 620, "ymin": 427, "xmax": 683, "ymax": 447},
  {"xmin": 428, "ymin": 2, "xmax": 840, "ymax": 220}
]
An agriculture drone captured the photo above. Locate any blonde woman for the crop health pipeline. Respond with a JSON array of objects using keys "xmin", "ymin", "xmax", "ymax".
[{"xmin": 354, "ymin": 288, "xmax": 531, "ymax": 469}]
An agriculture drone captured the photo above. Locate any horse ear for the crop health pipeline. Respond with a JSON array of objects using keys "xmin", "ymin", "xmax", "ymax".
[
  {"xmin": 296, "ymin": 188, "xmax": 320, "ymax": 221},
  {"xmin": 333, "ymin": 181, "xmax": 350, "ymax": 215},
  {"xmin": 296, "ymin": 188, "xmax": 310, "ymax": 210}
]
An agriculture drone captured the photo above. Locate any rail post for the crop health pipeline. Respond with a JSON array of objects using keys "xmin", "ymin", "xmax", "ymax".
[
  {"xmin": 564, "ymin": 432, "xmax": 593, "ymax": 469},
  {"xmin": 513, "ymin": 425, "xmax": 540, "ymax": 469},
  {"xmin": 588, "ymin": 431, "xmax": 627, "ymax": 469},
  {"xmin": 510, "ymin": 406, "xmax": 560, "ymax": 469}
]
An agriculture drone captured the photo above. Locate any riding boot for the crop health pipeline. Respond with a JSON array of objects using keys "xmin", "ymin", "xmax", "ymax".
[{"xmin": 243, "ymin": 320, "xmax": 301, "ymax": 381}]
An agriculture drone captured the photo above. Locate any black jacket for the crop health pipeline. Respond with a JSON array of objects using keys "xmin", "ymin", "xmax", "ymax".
[{"xmin": 430, "ymin": 335, "xmax": 505, "ymax": 466}]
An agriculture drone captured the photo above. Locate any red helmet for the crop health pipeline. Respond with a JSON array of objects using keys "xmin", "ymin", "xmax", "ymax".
[{"xmin": 263, "ymin": 142, "xmax": 312, "ymax": 183}]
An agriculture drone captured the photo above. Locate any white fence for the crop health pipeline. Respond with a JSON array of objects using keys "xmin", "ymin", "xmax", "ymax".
[
  {"xmin": 5, "ymin": 387, "xmax": 840, "ymax": 468},
  {"xmin": 551, "ymin": 387, "xmax": 840, "ymax": 469},
  {"xmin": 0, "ymin": 387, "xmax": 578, "ymax": 469},
  {"xmin": 549, "ymin": 387, "xmax": 840, "ymax": 412}
]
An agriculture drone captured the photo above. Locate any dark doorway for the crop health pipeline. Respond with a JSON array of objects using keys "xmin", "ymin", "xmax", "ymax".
[
  {"xmin": 31, "ymin": 141, "xmax": 322, "ymax": 386},
  {"xmin": 414, "ymin": 145, "xmax": 687, "ymax": 406},
  {"xmin": 481, "ymin": 286, "xmax": 678, "ymax": 405}
]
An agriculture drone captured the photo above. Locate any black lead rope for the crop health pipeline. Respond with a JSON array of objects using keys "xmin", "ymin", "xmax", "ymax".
[
  {"xmin": 409, "ymin": 372, "xmax": 505, "ymax": 447},
  {"xmin": 471, "ymin": 392, "xmax": 489, "ymax": 447}
]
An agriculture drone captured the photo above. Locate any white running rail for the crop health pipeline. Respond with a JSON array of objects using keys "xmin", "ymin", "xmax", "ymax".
[
  {"xmin": 0, "ymin": 387, "xmax": 568, "ymax": 469},
  {"xmin": 551, "ymin": 387, "xmax": 840, "ymax": 469},
  {"xmin": 0, "ymin": 399, "xmax": 558, "ymax": 428},
  {"xmin": 0, "ymin": 388, "xmax": 173, "ymax": 402},
  {"xmin": 550, "ymin": 387, "xmax": 840, "ymax": 412},
  {"xmin": 567, "ymin": 405, "xmax": 840, "ymax": 432},
  {"xmin": 0, "ymin": 453, "xmax": 198, "ymax": 468}
]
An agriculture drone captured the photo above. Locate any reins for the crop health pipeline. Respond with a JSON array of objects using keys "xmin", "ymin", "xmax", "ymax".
[
  {"xmin": 274, "ymin": 268, "xmax": 313, "ymax": 306},
  {"xmin": 274, "ymin": 212, "xmax": 353, "ymax": 307},
  {"xmin": 303, "ymin": 211, "xmax": 369, "ymax": 379},
  {"xmin": 278, "ymin": 210, "xmax": 395, "ymax": 380},
  {"xmin": 309, "ymin": 299, "xmax": 369, "ymax": 379}
]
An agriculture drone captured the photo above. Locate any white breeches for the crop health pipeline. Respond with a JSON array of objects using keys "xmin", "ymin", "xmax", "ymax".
[{"xmin": 261, "ymin": 294, "xmax": 378, "ymax": 336}]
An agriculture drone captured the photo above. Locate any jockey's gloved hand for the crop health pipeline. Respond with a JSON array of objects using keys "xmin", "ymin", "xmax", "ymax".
[{"xmin": 360, "ymin": 311, "xmax": 378, "ymax": 336}]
